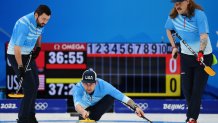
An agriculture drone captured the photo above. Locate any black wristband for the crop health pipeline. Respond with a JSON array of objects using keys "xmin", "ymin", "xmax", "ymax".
[
  {"xmin": 199, "ymin": 50, "xmax": 204, "ymax": 54},
  {"xmin": 36, "ymin": 47, "xmax": 41, "ymax": 52},
  {"xmin": 18, "ymin": 65, "xmax": 23, "ymax": 68},
  {"xmin": 132, "ymin": 103, "xmax": 138, "ymax": 110}
]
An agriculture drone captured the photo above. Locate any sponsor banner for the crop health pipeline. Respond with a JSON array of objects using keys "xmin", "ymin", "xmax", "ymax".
[
  {"xmin": 0, "ymin": 99, "xmax": 67, "ymax": 113},
  {"xmin": 114, "ymin": 99, "xmax": 218, "ymax": 113}
]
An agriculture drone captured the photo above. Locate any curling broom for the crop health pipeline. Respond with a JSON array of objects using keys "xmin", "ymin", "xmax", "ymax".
[
  {"xmin": 171, "ymin": 30, "xmax": 216, "ymax": 76},
  {"xmin": 8, "ymin": 53, "xmax": 32, "ymax": 98}
]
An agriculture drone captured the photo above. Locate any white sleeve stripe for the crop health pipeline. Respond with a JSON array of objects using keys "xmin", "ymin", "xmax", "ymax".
[
  {"xmin": 122, "ymin": 96, "xmax": 131, "ymax": 104},
  {"xmin": 178, "ymin": 15, "xmax": 197, "ymax": 29},
  {"xmin": 175, "ymin": 27, "xmax": 191, "ymax": 32},
  {"xmin": 23, "ymin": 16, "xmax": 43, "ymax": 33},
  {"xmin": 19, "ymin": 20, "xmax": 28, "ymax": 26},
  {"xmin": 23, "ymin": 16, "xmax": 30, "ymax": 24},
  {"xmin": 173, "ymin": 19, "xmax": 197, "ymax": 31},
  {"xmin": 28, "ymin": 33, "xmax": 40, "ymax": 37},
  {"xmin": 23, "ymin": 16, "xmax": 38, "ymax": 30},
  {"xmin": 27, "ymin": 37, "xmax": 37, "ymax": 40},
  {"xmin": 174, "ymin": 23, "xmax": 194, "ymax": 32}
]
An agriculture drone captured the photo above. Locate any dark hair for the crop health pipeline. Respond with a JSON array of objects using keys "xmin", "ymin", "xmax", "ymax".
[
  {"xmin": 34, "ymin": 5, "xmax": 51, "ymax": 16},
  {"xmin": 170, "ymin": 0, "xmax": 203, "ymax": 19}
]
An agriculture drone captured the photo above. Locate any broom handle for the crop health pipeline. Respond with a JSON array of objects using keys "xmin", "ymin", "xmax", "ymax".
[{"xmin": 15, "ymin": 53, "xmax": 32, "ymax": 94}]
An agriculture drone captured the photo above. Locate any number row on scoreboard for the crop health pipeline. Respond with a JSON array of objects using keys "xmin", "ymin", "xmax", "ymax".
[{"xmin": 88, "ymin": 43, "xmax": 169, "ymax": 54}]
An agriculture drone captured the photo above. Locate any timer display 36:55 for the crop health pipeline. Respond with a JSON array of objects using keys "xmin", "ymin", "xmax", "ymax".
[{"xmin": 47, "ymin": 51, "xmax": 84, "ymax": 64}]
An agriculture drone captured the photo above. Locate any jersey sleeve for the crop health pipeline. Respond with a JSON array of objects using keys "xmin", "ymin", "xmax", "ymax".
[
  {"xmin": 72, "ymin": 84, "xmax": 87, "ymax": 109},
  {"xmin": 165, "ymin": 16, "xmax": 175, "ymax": 30},
  {"xmin": 103, "ymin": 81, "xmax": 130, "ymax": 104},
  {"xmin": 196, "ymin": 10, "xmax": 209, "ymax": 34},
  {"xmin": 13, "ymin": 21, "xmax": 29, "ymax": 46}
]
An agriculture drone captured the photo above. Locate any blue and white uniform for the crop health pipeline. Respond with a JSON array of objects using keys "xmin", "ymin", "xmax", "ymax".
[
  {"xmin": 165, "ymin": 9, "xmax": 213, "ymax": 121},
  {"xmin": 165, "ymin": 9, "xmax": 212, "ymax": 55},
  {"xmin": 73, "ymin": 78, "xmax": 130, "ymax": 109},
  {"xmin": 7, "ymin": 12, "xmax": 44, "ymax": 55},
  {"xmin": 7, "ymin": 12, "xmax": 46, "ymax": 122}
]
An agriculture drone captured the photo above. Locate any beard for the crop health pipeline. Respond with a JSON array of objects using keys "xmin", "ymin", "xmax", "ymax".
[{"xmin": 36, "ymin": 18, "xmax": 45, "ymax": 28}]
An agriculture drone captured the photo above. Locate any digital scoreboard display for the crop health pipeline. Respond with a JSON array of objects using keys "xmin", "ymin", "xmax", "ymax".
[
  {"xmin": 87, "ymin": 43, "xmax": 181, "ymax": 97},
  {"xmin": 6, "ymin": 43, "xmax": 86, "ymax": 98},
  {"xmin": 6, "ymin": 43, "xmax": 181, "ymax": 98}
]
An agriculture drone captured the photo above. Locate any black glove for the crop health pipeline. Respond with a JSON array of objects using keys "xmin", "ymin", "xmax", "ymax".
[
  {"xmin": 172, "ymin": 47, "xmax": 178, "ymax": 59},
  {"xmin": 32, "ymin": 47, "xmax": 41, "ymax": 59},
  {"xmin": 17, "ymin": 66, "xmax": 25, "ymax": 82}
]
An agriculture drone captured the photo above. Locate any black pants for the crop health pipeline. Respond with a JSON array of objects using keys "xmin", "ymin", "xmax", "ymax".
[
  {"xmin": 8, "ymin": 54, "xmax": 39, "ymax": 123},
  {"xmin": 79, "ymin": 95, "xmax": 114, "ymax": 121},
  {"xmin": 181, "ymin": 53, "xmax": 212, "ymax": 120}
]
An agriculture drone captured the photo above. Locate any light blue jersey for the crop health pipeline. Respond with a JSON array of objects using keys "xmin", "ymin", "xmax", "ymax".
[
  {"xmin": 7, "ymin": 12, "xmax": 44, "ymax": 55},
  {"xmin": 73, "ymin": 78, "xmax": 130, "ymax": 109},
  {"xmin": 165, "ymin": 9, "xmax": 212, "ymax": 55}
]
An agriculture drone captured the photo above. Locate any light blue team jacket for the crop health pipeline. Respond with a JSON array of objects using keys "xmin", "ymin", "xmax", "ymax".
[
  {"xmin": 7, "ymin": 12, "xmax": 44, "ymax": 55},
  {"xmin": 165, "ymin": 9, "xmax": 212, "ymax": 55},
  {"xmin": 73, "ymin": 78, "xmax": 130, "ymax": 109}
]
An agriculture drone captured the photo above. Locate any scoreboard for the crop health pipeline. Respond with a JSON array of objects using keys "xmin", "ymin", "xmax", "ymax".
[
  {"xmin": 87, "ymin": 43, "xmax": 181, "ymax": 97},
  {"xmin": 6, "ymin": 43, "xmax": 181, "ymax": 98}
]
